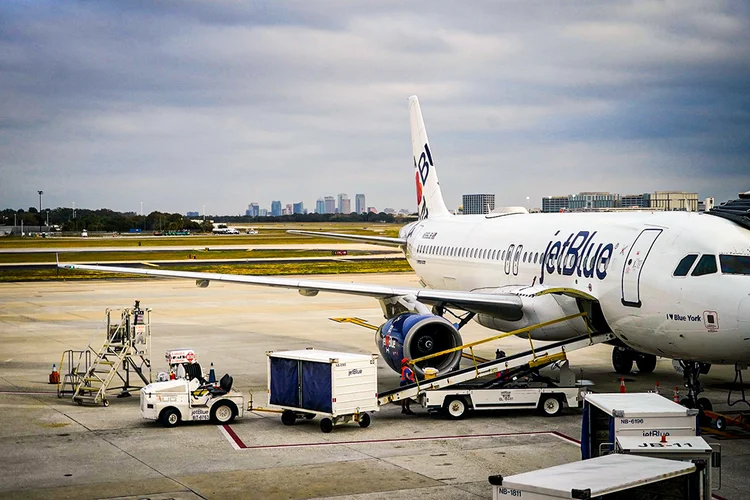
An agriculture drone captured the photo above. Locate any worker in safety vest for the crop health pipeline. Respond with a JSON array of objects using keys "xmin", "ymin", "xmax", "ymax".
[{"xmin": 400, "ymin": 357, "xmax": 416, "ymax": 415}]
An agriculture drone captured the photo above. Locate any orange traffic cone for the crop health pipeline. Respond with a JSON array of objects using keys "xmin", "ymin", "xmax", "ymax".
[
  {"xmin": 48, "ymin": 364, "xmax": 60, "ymax": 384},
  {"xmin": 654, "ymin": 381, "xmax": 660, "ymax": 395},
  {"xmin": 660, "ymin": 433, "xmax": 667, "ymax": 443},
  {"xmin": 673, "ymin": 386, "xmax": 680, "ymax": 404},
  {"xmin": 619, "ymin": 378, "xmax": 626, "ymax": 393}
]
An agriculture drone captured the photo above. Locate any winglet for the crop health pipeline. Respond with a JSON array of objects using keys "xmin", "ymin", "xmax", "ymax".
[{"xmin": 409, "ymin": 96, "xmax": 451, "ymax": 220}]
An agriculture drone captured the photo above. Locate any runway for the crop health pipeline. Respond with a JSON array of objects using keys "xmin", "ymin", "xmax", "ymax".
[{"xmin": 0, "ymin": 275, "xmax": 747, "ymax": 499}]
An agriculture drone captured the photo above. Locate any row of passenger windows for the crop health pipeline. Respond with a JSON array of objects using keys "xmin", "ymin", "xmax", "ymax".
[
  {"xmin": 415, "ymin": 243, "xmax": 609, "ymax": 270},
  {"xmin": 417, "ymin": 244, "xmax": 542, "ymax": 264},
  {"xmin": 673, "ymin": 254, "xmax": 750, "ymax": 277}
]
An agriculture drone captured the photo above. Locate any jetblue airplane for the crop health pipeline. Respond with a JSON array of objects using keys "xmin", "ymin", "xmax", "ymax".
[{"xmin": 60, "ymin": 96, "xmax": 750, "ymax": 407}]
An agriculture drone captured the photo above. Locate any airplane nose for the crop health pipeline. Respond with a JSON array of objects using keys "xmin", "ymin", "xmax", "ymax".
[{"xmin": 740, "ymin": 295, "xmax": 750, "ymax": 342}]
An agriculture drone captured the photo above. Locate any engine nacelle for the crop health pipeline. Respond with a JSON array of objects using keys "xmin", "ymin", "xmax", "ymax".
[
  {"xmin": 376, "ymin": 313, "xmax": 463, "ymax": 377},
  {"xmin": 475, "ymin": 291, "xmax": 588, "ymax": 341}
]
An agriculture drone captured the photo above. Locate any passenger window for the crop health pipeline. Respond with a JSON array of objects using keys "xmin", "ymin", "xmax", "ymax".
[
  {"xmin": 691, "ymin": 254, "xmax": 717, "ymax": 276},
  {"xmin": 533, "ymin": 252, "xmax": 538, "ymax": 264},
  {"xmin": 673, "ymin": 254, "xmax": 698, "ymax": 276},
  {"xmin": 501, "ymin": 251, "xmax": 506, "ymax": 260}
]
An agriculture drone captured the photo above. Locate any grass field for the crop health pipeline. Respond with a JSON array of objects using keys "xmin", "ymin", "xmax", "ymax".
[
  {"xmin": 0, "ymin": 223, "xmax": 403, "ymax": 249},
  {"xmin": 5, "ymin": 259, "xmax": 412, "ymax": 282},
  {"xmin": 0, "ymin": 222, "xmax": 411, "ymax": 281}
]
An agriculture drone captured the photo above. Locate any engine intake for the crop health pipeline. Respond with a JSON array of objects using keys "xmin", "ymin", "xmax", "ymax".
[{"xmin": 376, "ymin": 313, "xmax": 463, "ymax": 377}]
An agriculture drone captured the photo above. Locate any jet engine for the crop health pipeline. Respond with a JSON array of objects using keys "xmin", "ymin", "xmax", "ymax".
[{"xmin": 376, "ymin": 313, "xmax": 463, "ymax": 377}]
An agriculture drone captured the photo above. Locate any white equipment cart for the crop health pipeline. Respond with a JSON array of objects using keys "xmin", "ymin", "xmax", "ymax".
[
  {"xmin": 488, "ymin": 453, "xmax": 702, "ymax": 500},
  {"xmin": 581, "ymin": 392, "xmax": 699, "ymax": 458},
  {"xmin": 267, "ymin": 349, "xmax": 378, "ymax": 433}
]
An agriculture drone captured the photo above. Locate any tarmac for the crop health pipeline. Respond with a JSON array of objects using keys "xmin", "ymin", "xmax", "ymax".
[{"xmin": 1, "ymin": 273, "xmax": 748, "ymax": 499}]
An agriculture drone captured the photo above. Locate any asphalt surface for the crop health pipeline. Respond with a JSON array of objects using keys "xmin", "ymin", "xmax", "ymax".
[{"xmin": 0, "ymin": 274, "xmax": 748, "ymax": 499}]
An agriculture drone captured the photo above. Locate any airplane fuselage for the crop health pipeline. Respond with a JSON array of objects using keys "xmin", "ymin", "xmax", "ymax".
[{"xmin": 401, "ymin": 210, "xmax": 750, "ymax": 364}]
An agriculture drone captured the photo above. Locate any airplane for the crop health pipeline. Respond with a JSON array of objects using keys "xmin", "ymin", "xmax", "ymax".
[{"xmin": 59, "ymin": 96, "xmax": 750, "ymax": 409}]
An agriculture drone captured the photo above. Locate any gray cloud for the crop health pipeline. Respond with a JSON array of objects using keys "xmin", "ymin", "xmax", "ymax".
[{"xmin": 1, "ymin": 1, "xmax": 748, "ymax": 214}]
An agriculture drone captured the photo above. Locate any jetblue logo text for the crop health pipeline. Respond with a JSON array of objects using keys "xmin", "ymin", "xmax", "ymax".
[
  {"xmin": 348, "ymin": 368, "xmax": 363, "ymax": 376},
  {"xmin": 539, "ymin": 230, "xmax": 614, "ymax": 284},
  {"xmin": 415, "ymin": 143, "xmax": 433, "ymax": 186}
]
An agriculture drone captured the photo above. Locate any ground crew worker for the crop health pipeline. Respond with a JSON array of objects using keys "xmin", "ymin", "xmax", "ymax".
[{"xmin": 400, "ymin": 357, "xmax": 416, "ymax": 415}]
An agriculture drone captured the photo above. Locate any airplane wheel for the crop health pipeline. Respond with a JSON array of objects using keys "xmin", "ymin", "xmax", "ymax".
[
  {"xmin": 636, "ymin": 354, "xmax": 657, "ymax": 374},
  {"xmin": 697, "ymin": 397, "xmax": 713, "ymax": 412},
  {"xmin": 281, "ymin": 410, "xmax": 296, "ymax": 426},
  {"xmin": 540, "ymin": 395, "xmax": 562, "ymax": 417},
  {"xmin": 358, "ymin": 413, "xmax": 371, "ymax": 428},
  {"xmin": 444, "ymin": 397, "xmax": 468, "ymax": 419},
  {"xmin": 612, "ymin": 347, "xmax": 633, "ymax": 375},
  {"xmin": 320, "ymin": 418, "xmax": 333, "ymax": 433}
]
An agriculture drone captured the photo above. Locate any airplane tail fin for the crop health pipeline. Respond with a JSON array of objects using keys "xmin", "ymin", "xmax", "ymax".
[{"xmin": 409, "ymin": 96, "xmax": 451, "ymax": 220}]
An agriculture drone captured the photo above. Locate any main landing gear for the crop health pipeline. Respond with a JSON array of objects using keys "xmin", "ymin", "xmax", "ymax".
[{"xmin": 611, "ymin": 347, "xmax": 657, "ymax": 375}]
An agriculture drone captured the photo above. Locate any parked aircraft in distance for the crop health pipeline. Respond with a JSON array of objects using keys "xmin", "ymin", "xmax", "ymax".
[{"xmin": 60, "ymin": 96, "xmax": 750, "ymax": 408}]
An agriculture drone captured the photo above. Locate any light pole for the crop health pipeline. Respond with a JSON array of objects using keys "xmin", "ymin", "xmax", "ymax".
[
  {"xmin": 38, "ymin": 190, "xmax": 43, "ymax": 233},
  {"xmin": 46, "ymin": 209, "xmax": 50, "ymax": 228},
  {"xmin": 140, "ymin": 201, "xmax": 143, "ymax": 217}
]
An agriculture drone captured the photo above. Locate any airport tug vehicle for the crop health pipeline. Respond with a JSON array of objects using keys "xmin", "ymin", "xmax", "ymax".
[{"xmin": 140, "ymin": 349, "xmax": 246, "ymax": 427}]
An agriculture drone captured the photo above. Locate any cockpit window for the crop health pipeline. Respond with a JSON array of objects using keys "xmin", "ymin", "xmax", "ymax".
[
  {"xmin": 720, "ymin": 255, "xmax": 750, "ymax": 275},
  {"xmin": 673, "ymin": 254, "xmax": 698, "ymax": 277},
  {"xmin": 691, "ymin": 254, "xmax": 718, "ymax": 276}
]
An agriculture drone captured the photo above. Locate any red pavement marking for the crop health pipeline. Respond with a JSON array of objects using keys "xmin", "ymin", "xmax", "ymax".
[{"xmin": 219, "ymin": 427, "xmax": 579, "ymax": 451}]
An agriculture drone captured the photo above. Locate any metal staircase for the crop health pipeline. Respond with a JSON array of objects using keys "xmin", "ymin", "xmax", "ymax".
[{"xmin": 71, "ymin": 301, "xmax": 152, "ymax": 406}]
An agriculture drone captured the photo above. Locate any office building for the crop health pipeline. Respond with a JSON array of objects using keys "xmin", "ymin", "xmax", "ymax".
[
  {"xmin": 324, "ymin": 196, "xmax": 336, "ymax": 214},
  {"xmin": 462, "ymin": 194, "xmax": 495, "ymax": 215},
  {"xmin": 542, "ymin": 196, "xmax": 569, "ymax": 213},
  {"xmin": 315, "ymin": 198, "xmax": 325, "ymax": 214},
  {"xmin": 271, "ymin": 200, "xmax": 282, "ymax": 217},
  {"xmin": 568, "ymin": 192, "xmax": 620, "ymax": 211},
  {"xmin": 293, "ymin": 202, "xmax": 304, "ymax": 215},
  {"xmin": 245, "ymin": 202, "xmax": 260, "ymax": 217},
  {"xmin": 337, "ymin": 193, "xmax": 351, "ymax": 214},
  {"xmin": 621, "ymin": 193, "xmax": 651, "ymax": 209},
  {"xmin": 186, "ymin": 211, "xmax": 199, "ymax": 217},
  {"xmin": 651, "ymin": 191, "xmax": 699, "ymax": 212},
  {"xmin": 355, "ymin": 194, "xmax": 366, "ymax": 214}
]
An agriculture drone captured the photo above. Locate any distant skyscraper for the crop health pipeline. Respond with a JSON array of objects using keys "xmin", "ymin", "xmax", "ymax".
[
  {"xmin": 246, "ymin": 202, "xmax": 260, "ymax": 217},
  {"xmin": 324, "ymin": 196, "xmax": 336, "ymax": 214},
  {"xmin": 462, "ymin": 194, "xmax": 495, "ymax": 215},
  {"xmin": 293, "ymin": 202, "xmax": 304, "ymax": 214},
  {"xmin": 355, "ymin": 194, "xmax": 366, "ymax": 214},
  {"xmin": 315, "ymin": 198, "xmax": 325, "ymax": 214},
  {"xmin": 337, "ymin": 193, "xmax": 350, "ymax": 214},
  {"xmin": 271, "ymin": 200, "xmax": 282, "ymax": 216}
]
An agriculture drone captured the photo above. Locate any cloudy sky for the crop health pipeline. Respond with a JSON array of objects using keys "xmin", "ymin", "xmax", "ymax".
[{"xmin": 1, "ymin": 1, "xmax": 748, "ymax": 215}]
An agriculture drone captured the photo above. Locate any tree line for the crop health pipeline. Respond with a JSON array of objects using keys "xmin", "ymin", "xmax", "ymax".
[{"xmin": 1, "ymin": 207, "xmax": 407, "ymax": 233}]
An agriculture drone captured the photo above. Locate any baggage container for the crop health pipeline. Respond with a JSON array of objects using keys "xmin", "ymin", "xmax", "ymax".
[
  {"xmin": 489, "ymin": 453, "xmax": 701, "ymax": 500},
  {"xmin": 267, "ymin": 349, "xmax": 378, "ymax": 432}
]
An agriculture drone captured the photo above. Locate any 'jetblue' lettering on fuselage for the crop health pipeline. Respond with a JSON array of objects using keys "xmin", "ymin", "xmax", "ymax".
[{"xmin": 539, "ymin": 230, "xmax": 614, "ymax": 284}]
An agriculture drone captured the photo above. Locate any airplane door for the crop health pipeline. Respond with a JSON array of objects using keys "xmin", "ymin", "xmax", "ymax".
[{"xmin": 621, "ymin": 228, "xmax": 663, "ymax": 308}]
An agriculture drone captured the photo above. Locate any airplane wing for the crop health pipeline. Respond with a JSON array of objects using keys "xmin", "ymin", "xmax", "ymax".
[
  {"xmin": 287, "ymin": 230, "xmax": 405, "ymax": 247},
  {"xmin": 58, "ymin": 263, "xmax": 522, "ymax": 319}
]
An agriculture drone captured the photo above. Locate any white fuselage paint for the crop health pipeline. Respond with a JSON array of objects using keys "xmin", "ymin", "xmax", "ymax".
[{"xmin": 400, "ymin": 211, "xmax": 750, "ymax": 365}]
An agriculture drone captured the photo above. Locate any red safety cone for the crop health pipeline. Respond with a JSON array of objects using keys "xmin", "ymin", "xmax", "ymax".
[
  {"xmin": 654, "ymin": 381, "xmax": 660, "ymax": 395},
  {"xmin": 673, "ymin": 386, "xmax": 680, "ymax": 404},
  {"xmin": 48, "ymin": 364, "xmax": 60, "ymax": 384},
  {"xmin": 660, "ymin": 433, "xmax": 667, "ymax": 444},
  {"xmin": 619, "ymin": 377, "xmax": 626, "ymax": 393}
]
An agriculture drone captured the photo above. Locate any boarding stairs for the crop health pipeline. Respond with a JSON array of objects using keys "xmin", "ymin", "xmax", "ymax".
[
  {"xmin": 70, "ymin": 302, "xmax": 152, "ymax": 406},
  {"xmin": 378, "ymin": 312, "xmax": 616, "ymax": 405}
]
